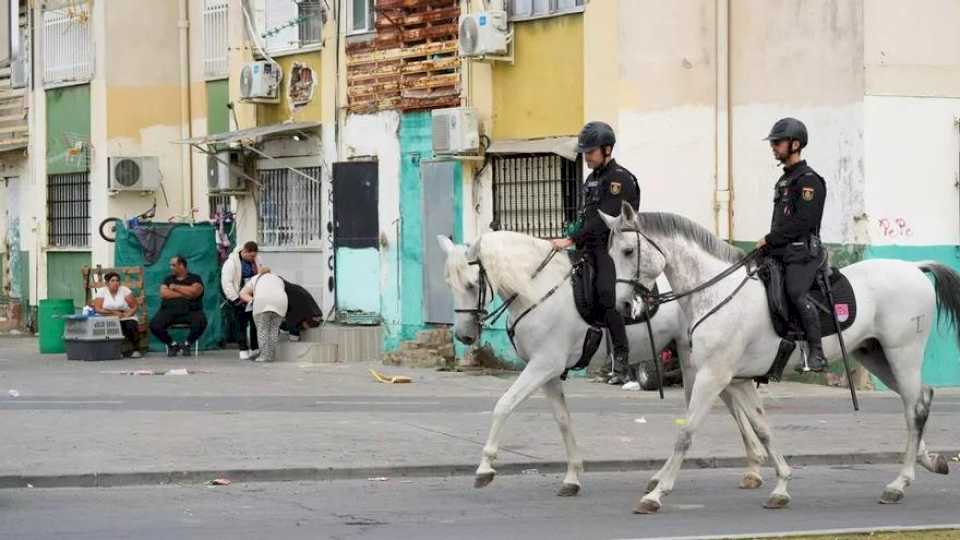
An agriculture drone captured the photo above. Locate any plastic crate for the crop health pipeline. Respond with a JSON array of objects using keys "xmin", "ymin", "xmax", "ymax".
[
  {"xmin": 64, "ymin": 338, "xmax": 124, "ymax": 361},
  {"xmin": 64, "ymin": 316, "xmax": 123, "ymax": 341}
]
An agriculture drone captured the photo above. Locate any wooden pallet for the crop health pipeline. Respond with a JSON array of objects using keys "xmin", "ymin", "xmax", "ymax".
[{"xmin": 346, "ymin": 0, "xmax": 460, "ymax": 114}]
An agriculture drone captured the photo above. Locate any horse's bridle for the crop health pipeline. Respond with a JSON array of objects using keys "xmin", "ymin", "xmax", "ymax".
[
  {"xmin": 614, "ymin": 228, "xmax": 667, "ymax": 302},
  {"xmin": 453, "ymin": 259, "xmax": 498, "ymax": 329}
]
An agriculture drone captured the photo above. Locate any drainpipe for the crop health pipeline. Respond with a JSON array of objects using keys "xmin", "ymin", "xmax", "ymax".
[
  {"xmin": 178, "ymin": 0, "xmax": 194, "ymax": 213},
  {"xmin": 714, "ymin": 0, "xmax": 733, "ymax": 241}
]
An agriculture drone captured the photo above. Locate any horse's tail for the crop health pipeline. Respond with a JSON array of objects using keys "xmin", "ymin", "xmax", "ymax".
[{"xmin": 917, "ymin": 261, "xmax": 960, "ymax": 346}]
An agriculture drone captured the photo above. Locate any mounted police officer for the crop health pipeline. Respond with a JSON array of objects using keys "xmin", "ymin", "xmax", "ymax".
[
  {"xmin": 756, "ymin": 118, "xmax": 829, "ymax": 372},
  {"xmin": 551, "ymin": 121, "xmax": 640, "ymax": 382}
]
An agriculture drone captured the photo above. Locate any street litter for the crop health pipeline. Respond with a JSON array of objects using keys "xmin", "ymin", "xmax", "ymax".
[
  {"xmin": 102, "ymin": 369, "xmax": 207, "ymax": 376},
  {"xmin": 369, "ymin": 369, "xmax": 412, "ymax": 384},
  {"xmin": 165, "ymin": 368, "xmax": 189, "ymax": 376},
  {"xmin": 952, "ymin": 453, "xmax": 960, "ymax": 463},
  {"xmin": 208, "ymin": 478, "xmax": 231, "ymax": 486},
  {"xmin": 8, "ymin": 389, "xmax": 20, "ymax": 398},
  {"xmin": 521, "ymin": 469, "xmax": 539, "ymax": 475},
  {"xmin": 634, "ymin": 417, "xmax": 647, "ymax": 424},
  {"xmin": 674, "ymin": 418, "xmax": 688, "ymax": 426},
  {"xmin": 368, "ymin": 477, "xmax": 389, "ymax": 482}
]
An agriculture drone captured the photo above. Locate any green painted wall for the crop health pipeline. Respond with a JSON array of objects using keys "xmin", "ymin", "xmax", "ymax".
[
  {"xmin": 864, "ymin": 245, "xmax": 960, "ymax": 387},
  {"xmin": 206, "ymin": 80, "xmax": 230, "ymax": 135},
  {"xmin": 46, "ymin": 251, "xmax": 91, "ymax": 308},
  {"xmin": 46, "ymin": 85, "xmax": 91, "ymax": 175},
  {"xmin": 384, "ymin": 112, "xmax": 466, "ymax": 352}
]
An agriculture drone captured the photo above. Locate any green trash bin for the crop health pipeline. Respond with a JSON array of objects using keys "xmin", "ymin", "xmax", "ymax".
[{"xmin": 39, "ymin": 298, "xmax": 75, "ymax": 354}]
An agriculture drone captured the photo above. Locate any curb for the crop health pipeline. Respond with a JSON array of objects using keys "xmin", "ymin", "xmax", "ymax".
[{"xmin": 3, "ymin": 450, "xmax": 954, "ymax": 489}]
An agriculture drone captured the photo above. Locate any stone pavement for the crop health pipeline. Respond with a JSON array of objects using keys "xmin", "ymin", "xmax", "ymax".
[{"xmin": 0, "ymin": 336, "xmax": 958, "ymax": 487}]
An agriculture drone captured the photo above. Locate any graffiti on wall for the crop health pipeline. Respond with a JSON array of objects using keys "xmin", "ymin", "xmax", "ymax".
[{"xmin": 878, "ymin": 217, "xmax": 913, "ymax": 239}]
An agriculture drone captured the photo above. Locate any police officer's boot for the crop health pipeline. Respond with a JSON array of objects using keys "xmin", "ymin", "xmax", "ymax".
[
  {"xmin": 608, "ymin": 348, "xmax": 631, "ymax": 385},
  {"xmin": 795, "ymin": 296, "xmax": 828, "ymax": 372}
]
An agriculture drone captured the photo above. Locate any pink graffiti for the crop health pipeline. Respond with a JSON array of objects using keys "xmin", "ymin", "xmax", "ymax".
[{"xmin": 878, "ymin": 217, "xmax": 913, "ymax": 238}]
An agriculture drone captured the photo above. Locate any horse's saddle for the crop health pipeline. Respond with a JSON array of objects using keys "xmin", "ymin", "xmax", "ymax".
[
  {"xmin": 754, "ymin": 256, "xmax": 857, "ymax": 382},
  {"xmin": 569, "ymin": 251, "xmax": 660, "ymax": 328},
  {"xmin": 757, "ymin": 257, "xmax": 857, "ymax": 341}
]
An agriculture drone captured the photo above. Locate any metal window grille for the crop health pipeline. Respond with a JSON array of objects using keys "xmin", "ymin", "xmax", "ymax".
[
  {"xmin": 47, "ymin": 172, "xmax": 90, "ymax": 248},
  {"xmin": 257, "ymin": 167, "xmax": 323, "ymax": 247},
  {"xmin": 298, "ymin": 1, "xmax": 324, "ymax": 46},
  {"xmin": 509, "ymin": 0, "xmax": 584, "ymax": 20},
  {"xmin": 203, "ymin": 0, "xmax": 229, "ymax": 79},
  {"xmin": 42, "ymin": 4, "xmax": 94, "ymax": 86},
  {"xmin": 491, "ymin": 154, "xmax": 582, "ymax": 239},
  {"xmin": 209, "ymin": 194, "xmax": 231, "ymax": 219}
]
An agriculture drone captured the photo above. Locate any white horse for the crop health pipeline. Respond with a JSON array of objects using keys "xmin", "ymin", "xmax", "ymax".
[
  {"xmin": 602, "ymin": 205, "xmax": 958, "ymax": 513},
  {"xmin": 438, "ymin": 233, "xmax": 779, "ymax": 496}
]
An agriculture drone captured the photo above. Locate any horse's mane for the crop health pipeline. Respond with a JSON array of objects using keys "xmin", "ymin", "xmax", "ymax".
[
  {"xmin": 469, "ymin": 231, "xmax": 572, "ymax": 301},
  {"xmin": 634, "ymin": 212, "xmax": 745, "ymax": 264}
]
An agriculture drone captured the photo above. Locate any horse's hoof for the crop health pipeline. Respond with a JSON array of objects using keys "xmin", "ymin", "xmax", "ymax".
[
  {"xmin": 474, "ymin": 472, "xmax": 495, "ymax": 489},
  {"xmin": 763, "ymin": 493, "xmax": 791, "ymax": 509},
  {"xmin": 633, "ymin": 497, "xmax": 662, "ymax": 514},
  {"xmin": 557, "ymin": 483, "xmax": 581, "ymax": 497},
  {"xmin": 879, "ymin": 488, "xmax": 904, "ymax": 504},
  {"xmin": 933, "ymin": 454, "xmax": 951, "ymax": 475},
  {"xmin": 739, "ymin": 473, "xmax": 763, "ymax": 490},
  {"xmin": 646, "ymin": 479, "xmax": 659, "ymax": 494}
]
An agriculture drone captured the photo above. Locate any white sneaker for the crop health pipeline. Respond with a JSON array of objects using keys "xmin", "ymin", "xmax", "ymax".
[
  {"xmin": 130, "ymin": 351, "xmax": 143, "ymax": 359},
  {"xmin": 289, "ymin": 335, "xmax": 301, "ymax": 342},
  {"xmin": 622, "ymin": 381, "xmax": 641, "ymax": 391},
  {"xmin": 251, "ymin": 349, "xmax": 260, "ymax": 358},
  {"xmin": 239, "ymin": 350, "xmax": 251, "ymax": 361}
]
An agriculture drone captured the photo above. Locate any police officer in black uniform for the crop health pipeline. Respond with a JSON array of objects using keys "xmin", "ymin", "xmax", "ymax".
[
  {"xmin": 552, "ymin": 121, "xmax": 640, "ymax": 381},
  {"xmin": 756, "ymin": 118, "xmax": 829, "ymax": 372}
]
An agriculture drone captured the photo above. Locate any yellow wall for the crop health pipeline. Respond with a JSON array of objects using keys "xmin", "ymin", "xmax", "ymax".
[
  {"xmin": 491, "ymin": 14, "xmax": 583, "ymax": 140},
  {"xmin": 257, "ymin": 51, "xmax": 324, "ymax": 126}
]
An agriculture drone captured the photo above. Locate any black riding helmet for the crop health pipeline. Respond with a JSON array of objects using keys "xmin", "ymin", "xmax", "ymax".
[
  {"xmin": 577, "ymin": 121, "xmax": 616, "ymax": 152},
  {"xmin": 763, "ymin": 117, "xmax": 808, "ymax": 150}
]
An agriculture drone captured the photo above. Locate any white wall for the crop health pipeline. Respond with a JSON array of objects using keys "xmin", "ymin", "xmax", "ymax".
[{"xmin": 863, "ymin": 96, "xmax": 960, "ymax": 246}]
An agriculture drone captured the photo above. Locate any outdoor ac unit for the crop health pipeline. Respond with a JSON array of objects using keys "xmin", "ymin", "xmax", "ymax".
[
  {"xmin": 432, "ymin": 107, "xmax": 480, "ymax": 155},
  {"xmin": 458, "ymin": 11, "xmax": 510, "ymax": 57},
  {"xmin": 240, "ymin": 61, "xmax": 282, "ymax": 102},
  {"xmin": 207, "ymin": 150, "xmax": 250, "ymax": 193},
  {"xmin": 108, "ymin": 156, "xmax": 161, "ymax": 192}
]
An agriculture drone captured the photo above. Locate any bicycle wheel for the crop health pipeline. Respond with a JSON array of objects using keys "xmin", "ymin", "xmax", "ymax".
[{"xmin": 99, "ymin": 217, "xmax": 122, "ymax": 242}]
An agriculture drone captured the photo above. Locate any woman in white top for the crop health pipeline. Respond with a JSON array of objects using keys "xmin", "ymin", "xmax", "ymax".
[
  {"xmin": 94, "ymin": 272, "xmax": 143, "ymax": 358},
  {"xmin": 239, "ymin": 270, "xmax": 288, "ymax": 363}
]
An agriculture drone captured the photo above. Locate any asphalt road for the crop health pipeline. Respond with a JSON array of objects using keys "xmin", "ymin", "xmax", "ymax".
[{"xmin": 2, "ymin": 465, "xmax": 958, "ymax": 540}]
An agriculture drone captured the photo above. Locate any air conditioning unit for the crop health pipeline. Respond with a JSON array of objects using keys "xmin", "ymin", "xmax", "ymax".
[
  {"xmin": 108, "ymin": 157, "xmax": 161, "ymax": 192},
  {"xmin": 432, "ymin": 107, "xmax": 480, "ymax": 155},
  {"xmin": 458, "ymin": 11, "xmax": 510, "ymax": 57},
  {"xmin": 240, "ymin": 61, "xmax": 282, "ymax": 102},
  {"xmin": 207, "ymin": 150, "xmax": 251, "ymax": 193}
]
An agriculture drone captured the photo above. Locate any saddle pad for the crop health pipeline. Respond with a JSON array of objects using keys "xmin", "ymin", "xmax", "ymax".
[{"xmin": 759, "ymin": 261, "xmax": 857, "ymax": 340}]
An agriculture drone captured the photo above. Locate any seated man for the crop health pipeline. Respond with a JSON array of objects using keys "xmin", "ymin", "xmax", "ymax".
[{"xmin": 150, "ymin": 255, "xmax": 207, "ymax": 356}]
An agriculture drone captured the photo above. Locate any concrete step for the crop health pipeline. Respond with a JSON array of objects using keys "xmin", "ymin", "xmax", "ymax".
[
  {"xmin": 296, "ymin": 324, "xmax": 382, "ymax": 363},
  {"xmin": 275, "ymin": 342, "xmax": 339, "ymax": 364}
]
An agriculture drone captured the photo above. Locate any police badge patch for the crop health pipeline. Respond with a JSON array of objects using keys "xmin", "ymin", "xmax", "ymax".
[
  {"xmin": 610, "ymin": 181, "xmax": 622, "ymax": 195},
  {"xmin": 801, "ymin": 187, "xmax": 815, "ymax": 201}
]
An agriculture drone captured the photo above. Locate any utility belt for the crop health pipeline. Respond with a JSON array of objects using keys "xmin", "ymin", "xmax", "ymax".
[{"xmin": 773, "ymin": 235, "xmax": 822, "ymax": 264}]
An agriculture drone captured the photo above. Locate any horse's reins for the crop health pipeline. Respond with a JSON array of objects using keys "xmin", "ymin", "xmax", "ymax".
[
  {"xmin": 615, "ymin": 227, "xmax": 761, "ymax": 340},
  {"xmin": 457, "ymin": 248, "xmax": 567, "ymax": 344}
]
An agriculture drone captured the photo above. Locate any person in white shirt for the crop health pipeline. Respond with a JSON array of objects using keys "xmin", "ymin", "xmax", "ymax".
[
  {"xmin": 221, "ymin": 241, "xmax": 266, "ymax": 360},
  {"xmin": 94, "ymin": 272, "xmax": 142, "ymax": 358},
  {"xmin": 239, "ymin": 270, "xmax": 288, "ymax": 363}
]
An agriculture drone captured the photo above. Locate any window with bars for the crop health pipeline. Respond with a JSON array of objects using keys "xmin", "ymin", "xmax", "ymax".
[
  {"xmin": 42, "ymin": 3, "xmax": 94, "ymax": 87},
  {"xmin": 259, "ymin": 0, "xmax": 324, "ymax": 53},
  {"xmin": 508, "ymin": 0, "xmax": 584, "ymax": 20},
  {"xmin": 257, "ymin": 167, "xmax": 323, "ymax": 247},
  {"xmin": 47, "ymin": 172, "xmax": 90, "ymax": 248},
  {"xmin": 347, "ymin": 0, "xmax": 375, "ymax": 34},
  {"xmin": 203, "ymin": 0, "xmax": 229, "ymax": 79},
  {"xmin": 491, "ymin": 154, "xmax": 582, "ymax": 239}
]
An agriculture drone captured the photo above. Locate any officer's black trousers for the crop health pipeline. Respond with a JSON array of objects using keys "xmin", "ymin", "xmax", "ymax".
[
  {"xmin": 783, "ymin": 254, "xmax": 824, "ymax": 347},
  {"xmin": 586, "ymin": 247, "xmax": 629, "ymax": 354}
]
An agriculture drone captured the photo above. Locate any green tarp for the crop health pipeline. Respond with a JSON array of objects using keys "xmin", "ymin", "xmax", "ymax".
[{"xmin": 115, "ymin": 222, "xmax": 230, "ymax": 352}]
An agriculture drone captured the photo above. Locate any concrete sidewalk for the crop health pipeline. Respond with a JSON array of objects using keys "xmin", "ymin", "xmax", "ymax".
[{"xmin": 1, "ymin": 336, "xmax": 958, "ymax": 488}]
